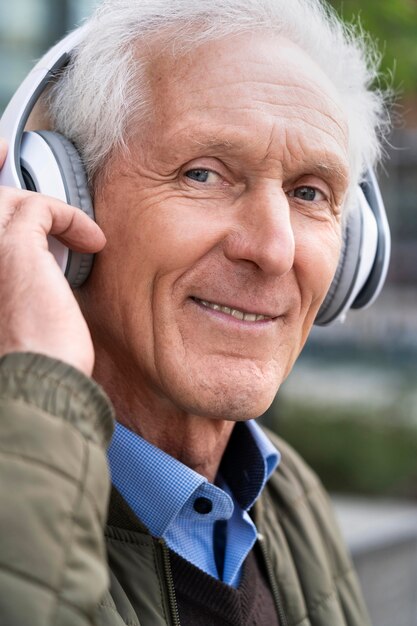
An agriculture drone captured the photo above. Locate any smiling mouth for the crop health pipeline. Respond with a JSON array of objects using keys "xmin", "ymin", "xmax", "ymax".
[{"xmin": 192, "ymin": 297, "xmax": 273, "ymax": 322}]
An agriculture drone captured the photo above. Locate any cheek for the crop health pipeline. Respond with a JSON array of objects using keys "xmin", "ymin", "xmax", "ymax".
[
  {"xmin": 95, "ymin": 194, "xmax": 233, "ymax": 353},
  {"xmin": 280, "ymin": 223, "xmax": 341, "ymax": 374},
  {"xmin": 116, "ymin": 197, "xmax": 229, "ymax": 282},
  {"xmin": 296, "ymin": 221, "xmax": 342, "ymax": 304}
]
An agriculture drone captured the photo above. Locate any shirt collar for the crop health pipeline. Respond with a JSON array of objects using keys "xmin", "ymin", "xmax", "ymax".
[
  {"xmin": 107, "ymin": 419, "xmax": 280, "ymax": 537},
  {"xmin": 219, "ymin": 420, "xmax": 279, "ymax": 510}
]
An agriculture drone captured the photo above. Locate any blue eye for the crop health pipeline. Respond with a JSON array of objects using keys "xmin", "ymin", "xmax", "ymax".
[
  {"xmin": 293, "ymin": 186, "xmax": 317, "ymax": 201},
  {"xmin": 185, "ymin": 169, "xmax": 210, "ymax": 183},
  {"xmin": 290, "ymin": 186, "xmax": 328, "ymax": 202}
]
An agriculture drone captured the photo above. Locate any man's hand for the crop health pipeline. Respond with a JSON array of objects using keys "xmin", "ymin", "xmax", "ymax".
[{"xmin": 0, "ymin": 138, "xmax": 106, "ymax": 376}]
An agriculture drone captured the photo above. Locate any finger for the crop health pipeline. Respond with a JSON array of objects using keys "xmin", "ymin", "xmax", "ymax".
[
  {"xmin": 50, "ymin": 205, "xmax": 107, "ymax": 253},
  {"xmin": 0, "ymin": 139, "xmax": 8, "ymax": 169},
  {"xmin": 3, "ymin": 191, "xmax": 106, "ymax": 253}
]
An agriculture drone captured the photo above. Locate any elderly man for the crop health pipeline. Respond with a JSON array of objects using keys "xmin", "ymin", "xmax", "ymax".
[{"xmin": 0, "ymin": 0, "xmax": 387, "ymax": 624}]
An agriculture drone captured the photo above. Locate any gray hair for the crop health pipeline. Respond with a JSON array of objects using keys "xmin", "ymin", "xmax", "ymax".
[{"xmin": 47, "ymin": 0, "xmax": 389, "ymax": 195}]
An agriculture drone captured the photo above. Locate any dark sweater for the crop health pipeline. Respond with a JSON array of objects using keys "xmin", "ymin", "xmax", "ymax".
[{"xmin": 170, "ymin": 547, "xmax": 280, "ymax": 626}]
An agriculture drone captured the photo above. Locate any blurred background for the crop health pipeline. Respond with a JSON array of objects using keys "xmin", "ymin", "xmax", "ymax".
[{"xmin": 0, "ymin": 0, "xmax": 416, "ymax": 623}]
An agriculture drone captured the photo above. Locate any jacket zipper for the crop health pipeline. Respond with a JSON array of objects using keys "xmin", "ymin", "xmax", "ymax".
[
  {"xmin": 257, "ymin": 533, "xmax": 288, "ymax": 626},
  {"xmin": 158, "ymin": 534, "xmax": 285, "ymax": 626},
  {"xmin": 159, "ymin": 540, "xmax": 181, "ymax": 626}
]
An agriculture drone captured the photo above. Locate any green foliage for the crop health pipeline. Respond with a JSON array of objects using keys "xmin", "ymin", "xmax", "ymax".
[
  {"xmin": 327, "ymin": 0, "xmax": 417, "ymax": 94},
  {"xmin": 266, "ymin": 402, "xmax": 417, "ymax": 497}
]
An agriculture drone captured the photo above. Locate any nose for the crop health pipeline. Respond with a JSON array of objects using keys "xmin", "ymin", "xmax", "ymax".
[{"xmin": 223, "ymin": 186, "xmax": 295, "ymax": 276}]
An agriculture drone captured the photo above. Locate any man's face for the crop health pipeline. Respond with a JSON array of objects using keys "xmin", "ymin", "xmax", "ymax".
[{"xmin": 87, "ymin": 31, "xmax": 349, "ymax": 420}]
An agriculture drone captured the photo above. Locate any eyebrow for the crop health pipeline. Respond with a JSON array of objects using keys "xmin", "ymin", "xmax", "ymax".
[
  {"xmin": 306, "ymin": 160, "xmax": 350, "ymax": 187},
  {"xmin": 190, "ymin": 136, "xmax": 239, "ymax": 153}
]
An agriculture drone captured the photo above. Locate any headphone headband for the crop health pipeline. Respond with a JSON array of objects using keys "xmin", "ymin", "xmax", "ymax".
[{"xmin": 0, "ymin": 27, "xmax": 86, "ymax": 189}]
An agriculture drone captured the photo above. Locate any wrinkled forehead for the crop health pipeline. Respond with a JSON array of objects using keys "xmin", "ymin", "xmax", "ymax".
[
  {"xmin": 146, "ymin": 30, "xmax": 346, "ymax": 124},
  {"xmin": 130, "ymin": 30, "xmax": 349, "ymax": 187}
]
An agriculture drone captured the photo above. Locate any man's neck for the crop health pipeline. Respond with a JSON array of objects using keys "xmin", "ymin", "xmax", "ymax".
[
  {"xmin": 118, "ymin": 409, "xmax": 235, "ymax": 482},
  {"xmin": 93, "ymin": 350, "xmax": 235, "ymax": 482}
]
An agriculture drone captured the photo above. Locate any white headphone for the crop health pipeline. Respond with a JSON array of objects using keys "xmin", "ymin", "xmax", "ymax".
[{"xmin": 0, "ymin": 27, "xmax": 391, "ymax": 324}]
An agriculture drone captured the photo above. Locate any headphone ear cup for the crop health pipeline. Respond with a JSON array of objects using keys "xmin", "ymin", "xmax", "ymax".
[
  {"xmin": 315, "ymin": 204, "xmax": 363, "ymax": 326},
  {"xmin": 31, "ymin": 130, "xmax": 95, "ymax": 288}
]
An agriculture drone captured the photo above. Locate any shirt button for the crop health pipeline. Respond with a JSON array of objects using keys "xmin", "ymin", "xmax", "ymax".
[{"xmin": 193, "ymin": 496, "xmax": 213, "ymax": 514}]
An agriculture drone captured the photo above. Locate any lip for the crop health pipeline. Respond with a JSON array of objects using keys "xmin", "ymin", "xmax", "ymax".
[{"xmin": 190, "ymin": 296, "xmax": 279, "ymax": 321}]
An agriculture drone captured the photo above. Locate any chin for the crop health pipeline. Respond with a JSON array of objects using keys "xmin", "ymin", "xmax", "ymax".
[{"xmin": 163, "ymin": 359, "xmax": 282, "ymax": 421}]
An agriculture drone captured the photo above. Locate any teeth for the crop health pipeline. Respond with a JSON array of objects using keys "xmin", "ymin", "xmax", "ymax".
[
  {"xmin": 197, "ymin": 299, "xmax": 269, "ymax": 322},
  {"xmin": 231, "ymin": 309, "xmax": 244, "ymax": 320}
]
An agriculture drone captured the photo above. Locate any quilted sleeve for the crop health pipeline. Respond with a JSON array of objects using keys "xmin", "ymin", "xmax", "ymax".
[{"xmin": 0, "ymin": 352, "xmax": 115, "ymax": 625}]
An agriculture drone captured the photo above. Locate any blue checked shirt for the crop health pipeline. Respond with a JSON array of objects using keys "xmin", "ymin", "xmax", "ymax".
[{"xmin": 107, "ymin": 419, "xmax": 280, "ymax": 588}]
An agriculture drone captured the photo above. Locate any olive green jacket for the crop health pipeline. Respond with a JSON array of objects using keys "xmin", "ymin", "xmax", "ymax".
[{"xmin": 0, "ymin": 353, "xmax": 370, "ymax": 625}]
